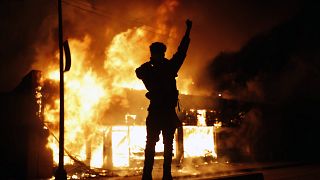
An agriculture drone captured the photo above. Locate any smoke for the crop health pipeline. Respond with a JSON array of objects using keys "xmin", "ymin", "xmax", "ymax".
[
  {"xmin": 218, "ymin": 108, "xmax": 262, "ymax": 162},
  {"xmin": 207, "ymin": 4, "xmax": 320, "ymax": 102},
  {"xmin": 205, "ymin": 3, "xmax": 320, "ymax": 160},
  {"xmin": 0, "ymin": 0, "xmax": 55, "ymax": 91}
]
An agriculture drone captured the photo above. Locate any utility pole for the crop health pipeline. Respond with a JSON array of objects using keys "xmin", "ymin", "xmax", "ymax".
[{"xmin": 55, "ymin": 0, "xmax": 67, "ymax": 179}]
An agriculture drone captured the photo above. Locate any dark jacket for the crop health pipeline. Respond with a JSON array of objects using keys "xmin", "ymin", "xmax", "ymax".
[{"xmin": 136, "ymin": 36, "xmax": 190, "ymax": 111}]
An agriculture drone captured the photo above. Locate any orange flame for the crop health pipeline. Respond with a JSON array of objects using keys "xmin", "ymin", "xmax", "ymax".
[{"xmin": 38, "ymin": 0, "xmax": 212, "ymax": 169}]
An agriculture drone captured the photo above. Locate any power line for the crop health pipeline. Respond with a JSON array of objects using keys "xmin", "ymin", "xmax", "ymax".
[
  {"xmin": 64, "ymin": 0, "xmax": 176, "ymax": 39},
  {"xmin": 61, "ymin": 0, "xmax": 177, "ymax": 39},
  {"xmin": 68, "ymin": 0, "xmax": 120, "ymax": 19},
  {"xmin": 67, "ymin": 0, "xmax": 157, "ymax": 29}
]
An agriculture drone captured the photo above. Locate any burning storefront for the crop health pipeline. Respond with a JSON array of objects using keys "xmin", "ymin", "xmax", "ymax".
[
  {"xmin": 41, "ymin": 74, "xmax": 222, "ymax": 175},
  {"xmin": 0, "ymin": 69, "xmax": 247, "ymax": 179},
  {"xmin": 0, "ymin": 55, "xmax": 249, "ymax": 179},
  {"xmin": 37, "ymin": 69, "xmax": 249, "ymax": 178}
]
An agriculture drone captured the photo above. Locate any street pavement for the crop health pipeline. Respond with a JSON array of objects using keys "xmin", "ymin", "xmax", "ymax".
[{"xmin": 94, "ymin": 161, "xmax": 320, "ymax": 180}]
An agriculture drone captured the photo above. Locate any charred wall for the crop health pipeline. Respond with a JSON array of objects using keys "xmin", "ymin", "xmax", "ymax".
[{"xmin": 0, "ymin": 70, "xmax": 52, "ymax": 178}]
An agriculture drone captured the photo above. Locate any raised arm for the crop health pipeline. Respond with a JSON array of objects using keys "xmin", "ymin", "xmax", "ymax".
[
  {"xmin": 185, "ymin": 19, "xmax": 192, "ymax": 39},
  {"xmin": 178, "ymin": 19, "xmax": 192, "ymax": 53},
  {"xmin": 171, "ymin": 19, "xmax": 192, "ymax": 73}
]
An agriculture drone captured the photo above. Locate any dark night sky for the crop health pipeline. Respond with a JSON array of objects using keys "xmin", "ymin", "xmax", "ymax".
[{"xmin": 0, "ymin": 0, "xmax": 302, "ymax": 92}]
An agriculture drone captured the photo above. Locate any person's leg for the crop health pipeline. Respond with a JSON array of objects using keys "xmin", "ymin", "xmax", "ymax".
[
  {"xmin": 162, "ymin": 127, "xmax": 176, "ymax": 180},
  {"xmin": 142, "ymin": 123, "xmax": 161, "ymax": 180}
]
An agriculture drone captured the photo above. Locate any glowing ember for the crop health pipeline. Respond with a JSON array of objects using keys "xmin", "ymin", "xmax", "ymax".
[{"xmin": 35, "ymin": 85, "xmax": 42, "ymax": 118}]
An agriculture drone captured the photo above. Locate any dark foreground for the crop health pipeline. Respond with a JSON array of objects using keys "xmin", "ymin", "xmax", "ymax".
[{"xmin": 97, "ymin": 162, "xmax": 320, "ymax": 180}]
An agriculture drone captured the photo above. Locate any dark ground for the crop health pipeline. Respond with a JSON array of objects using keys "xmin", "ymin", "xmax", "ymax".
[{"xmin": 88, "ymin": 161, "xmax": 320, "ymax": 180}]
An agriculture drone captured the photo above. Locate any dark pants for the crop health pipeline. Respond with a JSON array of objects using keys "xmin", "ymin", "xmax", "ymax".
[{"xmin": 142, "ymin": 110, "xmax": 180, "ymax": 180}]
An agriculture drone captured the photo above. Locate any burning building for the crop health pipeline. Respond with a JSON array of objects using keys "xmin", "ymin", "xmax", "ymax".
[
  {"xmin": 41, "ymin": 75, "xmax": 222, "ymax": 173},
  {"xmin": 0, "ymin": 1, "xmax": 259, "ymax": 178},
  {"xmin": 0, "ymin": 15, "xmax": 250, "ymax": 178},
  {"xmin": 34, "ymin": 67, "xmax": 248, "ymax": 178},
  {"xmin": 0, "ymin": 65, "xmax": 247, "ymax": 179},
  {"xmin": 28, "ymin": 0, "xmax": 225, "ymax": 175}
]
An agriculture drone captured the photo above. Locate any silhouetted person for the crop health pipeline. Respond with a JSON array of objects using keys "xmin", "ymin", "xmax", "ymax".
[{"xmin": 136, "ymin": 19, "xmax": 192, "ymax": 180}]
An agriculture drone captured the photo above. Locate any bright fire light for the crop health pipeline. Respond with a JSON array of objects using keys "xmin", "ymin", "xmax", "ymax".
[
  {"xmin": 183, "ymin": 126, "xmax": 216, "ymax": 158},
  {"xmin": 41, "ymin": 0, "xmax": 209, "ymax": 169},
  {"xmin": 197, "ymin": 109, "xmax": 207, "ymax": 126}
]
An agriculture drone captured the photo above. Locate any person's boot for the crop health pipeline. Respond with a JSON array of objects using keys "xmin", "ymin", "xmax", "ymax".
[
  {"xmin": 162, "ymin": 173, "xmax": 173, "ymax": 180},
  {"xmin": 142, "ymin": 145, "xmax": 155, "ymax": 180},
  {"xmin": 142, "ymin": 172, "xmax": 152, "ymax": 180},
  {"xmin": 162, "ymin": 163, "xmax": 173, "ymax": 180},
  {"xmin": 162, "ymin": 147, "xmax": 173, "ymax": 180}
]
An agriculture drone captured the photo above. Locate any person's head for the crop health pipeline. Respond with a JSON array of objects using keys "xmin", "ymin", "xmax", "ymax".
[{"xmin": 149, "ymin": 42, "xmax": 166, "ymax": 60}]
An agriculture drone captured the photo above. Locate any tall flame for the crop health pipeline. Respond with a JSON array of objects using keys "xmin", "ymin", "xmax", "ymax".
[
  {"xmin": 104, "ymin": 27, "xmax": 149, "ymax": 90},
  {"xmin": 45, "ymin": 36, "xmax": 109, "ymax": 166}
]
